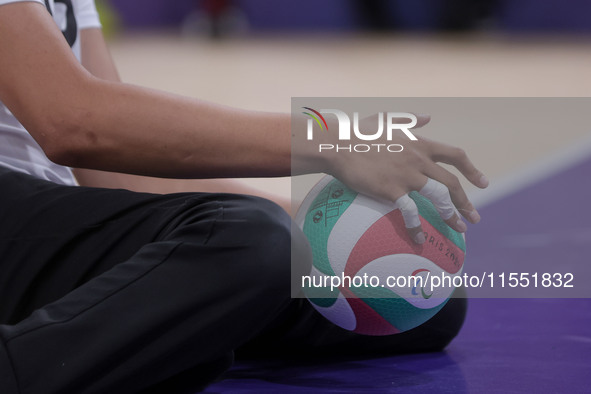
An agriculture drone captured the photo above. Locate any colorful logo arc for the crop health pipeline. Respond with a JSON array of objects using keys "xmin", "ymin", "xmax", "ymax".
[
  {"xmin": 411, "ymin": 268, "xmax": 433, "ymax": 299},
  {"xmin": 302, "ymin": 107, "xmax": 329, "ymax": 131}
]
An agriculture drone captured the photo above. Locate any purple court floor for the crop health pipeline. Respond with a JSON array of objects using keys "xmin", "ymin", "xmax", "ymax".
[{"xmin": 204, "ymin": 156, "xmax": 591, "ymax": 393}]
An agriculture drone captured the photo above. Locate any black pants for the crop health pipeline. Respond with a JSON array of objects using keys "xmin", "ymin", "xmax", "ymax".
[{"xmin": 0, "ymin": 167, "xmax": 466, "ymax": 394}]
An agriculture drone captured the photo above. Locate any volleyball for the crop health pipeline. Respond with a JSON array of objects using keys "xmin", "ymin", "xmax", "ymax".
[{"xmin": 295, "ymin": 175, "xmax": 466, "ymax": 336}]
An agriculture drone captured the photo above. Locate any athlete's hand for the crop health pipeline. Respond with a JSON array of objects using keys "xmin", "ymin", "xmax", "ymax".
[{"xmin": 325, "ymin": 114, "xmax": 489, "ymax": 244}]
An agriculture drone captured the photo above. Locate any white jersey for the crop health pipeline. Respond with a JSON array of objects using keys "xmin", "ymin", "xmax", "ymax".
[{"xmin": 0, "ymin": 0, "xmax": 101, "ymax": 185}]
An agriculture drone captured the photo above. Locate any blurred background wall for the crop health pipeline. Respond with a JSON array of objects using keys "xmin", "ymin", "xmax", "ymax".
[{"xmin": 103, "ymin": 0, "xmax": 591, "ymax": 34}]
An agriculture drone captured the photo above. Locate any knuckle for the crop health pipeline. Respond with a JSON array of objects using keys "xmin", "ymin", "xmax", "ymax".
[
  {"xmin": 454, "ymin": 147, "xmax": 467, "ymax": 159},
  {"xmin": 390, "ymin": 188, "xmax": 407, "ymax": 203},
  {"xmin": 444, "ymin": 214, "xmax": 459, "ymax": 225},
  {"xmin": 456, "ymin": 194, "xmax": 471, "ymax": 209},
  {"xmin": 407, "ymin": 150, "xmax": 425, "ymax": 167},
  {"xmin": 443, "ymin": 174, "xmax": 461, "ymax": 192},
  {"xmin": 398, "ymin": 198, "xmax": 417, "ymax": 213}
]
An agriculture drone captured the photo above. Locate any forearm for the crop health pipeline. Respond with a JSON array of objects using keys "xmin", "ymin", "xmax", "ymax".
[
  {"xmin": 61, "ymin": 79, "xmax": 294, "ymax": 179},
  {"xmin": 77, "ymin": 28, "xmax": 318, "ymax": 180},
  {"xmin": 74, "ymin": 28, "xmax": 298, "ymax": 210}
]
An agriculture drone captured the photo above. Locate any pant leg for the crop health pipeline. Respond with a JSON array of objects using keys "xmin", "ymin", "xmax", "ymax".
[
  {"xmin": 0, "ymin": 168, "xmax": 306, "ymax": 393},
  {"xmin": 238, "ymin": 291, "xmax": 467, "ymax": 361}
]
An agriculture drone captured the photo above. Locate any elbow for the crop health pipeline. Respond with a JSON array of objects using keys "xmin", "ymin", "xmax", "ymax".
[
  {"xmin": 10, "ymin": 71, "xmax": 105, "ymax": 168},
  {"xmin": 32, "ymin": 109, "xmax": 91, "ymax": 168},
  {"xmin": 42, "ymin": 137, "xmax": 80, "ymax": 168}
]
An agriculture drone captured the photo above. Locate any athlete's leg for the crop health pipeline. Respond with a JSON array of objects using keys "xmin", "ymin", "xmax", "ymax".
[{"xmin": 0, "ymin": 167, "xmax": 308, "ymax": 393}]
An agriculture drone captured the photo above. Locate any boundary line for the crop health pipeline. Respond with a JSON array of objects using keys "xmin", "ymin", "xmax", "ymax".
[{"xmin": 469, "ymin": 133, "xmax": 591, "ymax": 209}]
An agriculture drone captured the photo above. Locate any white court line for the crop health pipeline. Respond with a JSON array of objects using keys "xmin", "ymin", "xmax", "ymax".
[{"xmin": 469, "ymin": 133, "xmax": 591, "ymax": 209}]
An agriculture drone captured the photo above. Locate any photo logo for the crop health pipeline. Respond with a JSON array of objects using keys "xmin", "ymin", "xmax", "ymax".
[
  {"xmin": 303, "ymin": 107, "xmax": 418, "ymax": 153},
  {"xmin": 302, "ymin": 107, "xmax": 329, "ymax": 131}
]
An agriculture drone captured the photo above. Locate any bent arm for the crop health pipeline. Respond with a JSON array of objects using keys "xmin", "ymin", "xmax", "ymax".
[{"xmin": 0, "ymin": 3, "xmax": 320, "ymax": 179}]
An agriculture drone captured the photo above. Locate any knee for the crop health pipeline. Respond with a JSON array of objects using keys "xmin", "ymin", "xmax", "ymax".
[
  {"xmin": 163, "ymin": 194, "xmax": 313, "ymax": 303},
  {"xmin": 219, "ymin": 195, "xmax": 312, "ymax": 296}
]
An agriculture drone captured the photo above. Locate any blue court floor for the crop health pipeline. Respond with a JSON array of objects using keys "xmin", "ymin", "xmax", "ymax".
[{"xmin": 205, "ymin": 155, "xmax": 591, "ymax": 393}]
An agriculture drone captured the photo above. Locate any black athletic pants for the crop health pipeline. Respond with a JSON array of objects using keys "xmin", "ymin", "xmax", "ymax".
[{"xmin": 0, "ymin": 167, "xmax": 466, "ymax": 394}]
